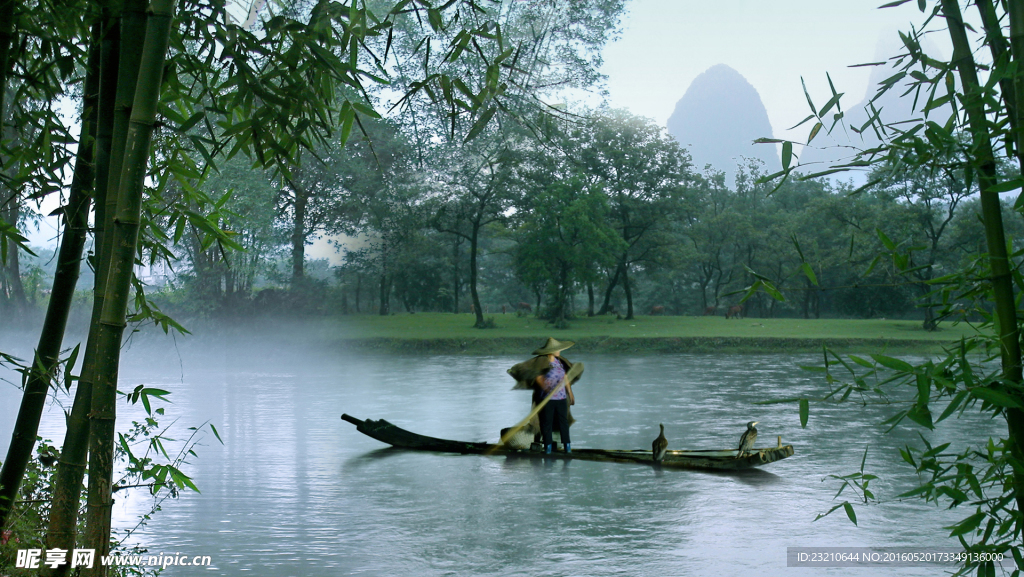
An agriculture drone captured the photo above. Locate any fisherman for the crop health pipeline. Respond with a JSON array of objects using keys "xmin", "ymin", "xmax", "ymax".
[{"xmin": 507, "ymin": 338, "xmax": 583, "ymax": 453}]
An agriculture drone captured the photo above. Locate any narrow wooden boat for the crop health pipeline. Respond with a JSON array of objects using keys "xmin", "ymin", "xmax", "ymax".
[{"xmin": 341, "ymin": 413, "xmax": 794, "ymax": 471}]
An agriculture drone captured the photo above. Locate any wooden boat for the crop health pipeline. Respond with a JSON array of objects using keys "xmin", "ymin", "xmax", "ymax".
[{"xmin": 341, "ymin": 413, "xmax": 794, "ymax": 471}]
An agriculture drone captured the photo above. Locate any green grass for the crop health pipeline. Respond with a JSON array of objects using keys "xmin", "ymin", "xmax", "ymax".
[{"xmin": 299, "ymin": 313, "xmax": 984, "ymax": 354}]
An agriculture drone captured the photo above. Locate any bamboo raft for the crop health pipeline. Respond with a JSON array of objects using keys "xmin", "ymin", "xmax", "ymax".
[{"xmin": 341, "ymin": 414, "xmax": 794, "ymax": 471}]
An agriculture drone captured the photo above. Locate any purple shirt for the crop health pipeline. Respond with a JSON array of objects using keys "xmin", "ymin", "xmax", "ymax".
[{"xmin": 541, "ymin": 358, "xmax": 567, "ymax": 400}]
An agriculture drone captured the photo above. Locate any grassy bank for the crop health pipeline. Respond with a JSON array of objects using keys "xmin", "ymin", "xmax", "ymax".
[{"xmin": 296, "ymin": 313, "xmax": 983, "ymax": 354}]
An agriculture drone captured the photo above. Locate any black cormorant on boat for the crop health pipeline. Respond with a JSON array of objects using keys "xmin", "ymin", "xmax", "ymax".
[
  {"xmin": 737, "ymin": 421, "xmax": 758, "ymax": 457},
  {"xmin": 652, "ymin": 424, "xmax": 668, "ymax": 462}
]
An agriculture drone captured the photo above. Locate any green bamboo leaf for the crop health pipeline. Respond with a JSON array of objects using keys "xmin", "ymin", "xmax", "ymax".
[
  {"xmin": 916, "ymin": 374, "xmax": 930, "ymax": 406},
  {"xmin": 906, "ymin": 405, "xmax": 933, "ymax": 429},
  {"xmin": 897, "ymin": 484, "xmax": 932, "ymax": 498},
  {"xmin": 843, "ymin": 502, "xmax": 858, "ymax": 525},
  {"xmin": 350, "ymin": 101, "xmax": 381, "ymax": 119},
  {"xmin": 848, "ymin": 355, "xmax": 874, "ymax": 369},
  {"xmin": 782, "ymin": 141, "xmax": 793, "ymax": 170},
  {"xmin": 210, "ymin": 423, "xmax": 223, "ymax": 444},
  {"xmin": 870, "ymin": 354, "xmax": 914, "ymax": 373},
  {"xmin": 969, "ymin": 387, "xmax": 1023, "ymax": 408},
  {"xmin": 817, "ymin": 92, "xmax": 844, "ymax": 118},
  {"xmin": 876, "ymin": 228, "xmax": 896, "ymax": 251},
  {"xmin": 947, "ymin": 512, "xmax": 985, "ymax": 537},
  {"xmin": 800, "ymin": 76, "xmax": 817, "ymax": 114},
  {"xmin": 427, "ymin": 8, "xmax": 443, "ymax": 32},
  {"xmin": 801, "ymin": 263, "xmax": 818, "ymax": 286},
  {"xmin": 464, "ymin": 106, "xmax": 496, "ymax": 143},
  {"xmin": 985, "ymin": 178, "xmax": 1024, "ymax": 194},
  {"xmin": 936, "ymin": 390, "xmax": 968, "ymax": 423},
  {"xmin": 799, "ymin": 398, "xmax": 809, "ymax": 428}
]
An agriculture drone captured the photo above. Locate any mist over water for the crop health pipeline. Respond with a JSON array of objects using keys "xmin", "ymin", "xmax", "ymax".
[{"xmin": 0, "ymin": 328, "xmax": 1006, "ymax": 576}]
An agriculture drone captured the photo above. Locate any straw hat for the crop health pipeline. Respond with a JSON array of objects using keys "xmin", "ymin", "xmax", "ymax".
[{"xmin": 532, "ymin": 337, "xmax": 575, "ymax": 356}]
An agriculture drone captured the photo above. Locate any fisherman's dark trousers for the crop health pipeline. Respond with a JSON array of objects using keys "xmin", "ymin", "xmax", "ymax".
[{"xmin": 540, "ymin": 398, "xmax": 570, "ymax": 447}]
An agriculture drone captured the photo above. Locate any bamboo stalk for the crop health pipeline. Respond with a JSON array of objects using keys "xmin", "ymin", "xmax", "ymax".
[
  {"xmin": 0, "ymin": 22, "xmax": 100, "ymax": 532},
  {"xmin": 977, "ymin": 0, "xmax": 1024, "ymax": 172},
  {"xmin": 43, "ymin": 5, "xmax": 123, "ymax": 570},
  {"xmin": 940, "ymin": 0, "xmax": 1024, "ymax": 530},
  {"xmin": 82, "ymin": 0, "xmax": 175, "ymax": 571},
  {"xmin": 0, "ymin": 0, "xmax": 15, "ymax": 136},
  {"xmin": 1009, "ymin": 0, "xmax": 1024, "ymax": 171}
]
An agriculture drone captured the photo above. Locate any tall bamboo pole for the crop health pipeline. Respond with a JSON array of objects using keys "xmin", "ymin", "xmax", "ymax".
[
  {"xmin": 1008, "ymin": 1, "xmax": 1024, "ymax": 172},
  {"xmin": 43, "ymin": 3, "xmax": 123, "ymax": 569},
  {"xmin": 82, "ymin": 0, "xmax": 174, "ymax": 571},
  {"xmin": 0, "ymin": 23, "xmax": 100, "ymax": 532},
  {"xmin": 0, "ymin": 0, "xmax": 15, "ymax": 134},
  {"xmin": 940, "ymin": 0, "xmax": 1024, "ymax": 526}
]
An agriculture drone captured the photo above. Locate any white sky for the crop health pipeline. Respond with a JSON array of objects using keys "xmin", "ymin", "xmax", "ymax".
[{"xmin": 598, "ymin": 0, "xmax": 939, "ymax": 146}]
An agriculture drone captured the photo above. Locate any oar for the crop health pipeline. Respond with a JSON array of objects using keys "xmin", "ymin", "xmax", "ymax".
[{"xmin": 489, "ymin": 363, "xmax": 582, "ymax": 455}]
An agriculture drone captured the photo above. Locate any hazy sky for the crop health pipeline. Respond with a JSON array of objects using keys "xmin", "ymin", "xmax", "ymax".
[{"xmin": 599, "ymin": 0, "xmax": 939, "ymax": 146}]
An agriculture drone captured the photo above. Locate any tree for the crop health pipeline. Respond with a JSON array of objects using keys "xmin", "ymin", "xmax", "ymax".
[
  {"xmin": 570, "ymin": 110, "xmax": 695, "ymax": 319},
  {"xmin": 386, "ymin": 0, "xmax": 627, "ymax": 327},
  {"xmin": 867, "ymin": 151, "xmax": 975, "ymax": 330},
  {"xmin": 513, "ymin": 161, "xmax": 623, "ymax": 325}
]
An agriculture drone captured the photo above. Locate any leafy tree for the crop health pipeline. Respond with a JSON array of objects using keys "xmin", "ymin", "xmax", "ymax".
[
  {"xmin": 570, "ymin": 110, "xmax": 695, "ymax": 319},
  {"xmin": 513, "ymin": 172, "xmax": 623, "ymax": 326}
]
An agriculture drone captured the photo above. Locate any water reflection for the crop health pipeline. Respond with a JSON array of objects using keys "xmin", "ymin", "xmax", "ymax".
[{"xmin": 0, "ymin": 333, "xmax": 1005, "ymax": 576}]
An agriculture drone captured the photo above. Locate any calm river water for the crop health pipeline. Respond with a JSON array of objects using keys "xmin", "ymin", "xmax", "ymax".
[{"xmin": 0, "ymin": 330, "xmax": 1006, "ymax": 576}]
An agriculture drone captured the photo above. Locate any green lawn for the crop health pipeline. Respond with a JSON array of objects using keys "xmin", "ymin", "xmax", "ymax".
[{"xmin": 306, "ymin": 313, "xmax": 982, "ymax": 353}]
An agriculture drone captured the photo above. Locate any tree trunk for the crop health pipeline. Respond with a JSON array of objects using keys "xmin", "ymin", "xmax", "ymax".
[
  {"xmin": 354, "ymin": 272, "xmax": 361, "ymax": 313},
  {"xmin": 598, "ymin": 264, "xmax": 621, "ymax": 314},
  {"xmin": 587, "ymin": 281, "xmax": 594, "ymax": 316},
  {"xmin": 452, "ymin": 236, "xmax": 460, "ymax": 314},
  {"xmin": 0, "ymin": 29, "xmax": 98, "ymax": 530},
  {"xmin": 378, "ymin": 272, "xmax": 389, "ymax": 315},
  {"xmin": 291, "ymin": 185, "xmax": 307, "ymax": 283},
  {"xmin": 942, "ymin": 0, "xmax": 1024, "ymax": 531},
  {"xmin": 83, "ymin": 2, "xmax": 174, "ymax": 572},
  {"xmin": 621, "ymin": 260, "xmax": 634, "ymax": 320},
  {"xmin": 44, "ymin": 10, "xmax": 121, "ymax": 572},
  {"xmin": 469, "ymin": 221, "xmax": 484, "ymax": 327}
]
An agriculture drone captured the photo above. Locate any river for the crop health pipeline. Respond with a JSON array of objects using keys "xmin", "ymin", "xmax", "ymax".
[{"xmin": 0, "ymin": 330, "xmax": 1006, "ymax": 575}]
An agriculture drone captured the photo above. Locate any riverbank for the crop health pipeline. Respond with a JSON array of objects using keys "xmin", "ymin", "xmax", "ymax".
[{"xmin": 296, "ymin": 313, "xmax": 983, "ymax": 354}]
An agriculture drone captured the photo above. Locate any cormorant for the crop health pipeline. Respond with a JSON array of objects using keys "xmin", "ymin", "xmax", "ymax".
[
  {"xmin": 652, "ymin": 423, "xmax": 668, "ymax": 462},
  {"xmin": 737, "ymin": 421, "xmax": 759, "ymax": 457}
]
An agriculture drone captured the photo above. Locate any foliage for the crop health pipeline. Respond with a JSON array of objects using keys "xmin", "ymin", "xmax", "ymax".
[{"xmin": 752, "ymin": 0, "xmax": 1024, "ymax": 570}]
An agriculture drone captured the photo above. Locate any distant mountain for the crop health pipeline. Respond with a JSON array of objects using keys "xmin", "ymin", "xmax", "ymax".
[{"xmin": 666, "ymin": 64, "xmax": 780, "ymax": 184}]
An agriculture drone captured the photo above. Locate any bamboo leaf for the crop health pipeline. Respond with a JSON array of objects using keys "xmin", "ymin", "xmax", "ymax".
[
  {"xmin": 843, "ymin": 502, "xmax": 858, "ymax": 525},
  {"xmin": 799, "ymin": 398, "xmax": 809, "ymax": 428},
  {"xmin": 970, "ymin": 386, "xmax": 1023, "ymax": 408},
  {"xmin": 870, "ymin": 354, "xmax": 914, "ymax": 372},
  {"xmin": 464, "ymin": 106, "xmax": 496, "ymax": 143},
  {"xmin": 906, "ymin": 405, "xmax": 934, "ymax": 429},
  {"xmin": 947, "ymin": 512, "xmax": 985, "ymax": 537},
  {"xmin": 936, "ymin": 391, "xmax": 968, "ymax": 423},
  {"xmin": 801, "ymin": 263, "xmax": 818, "ymax": 286}
]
